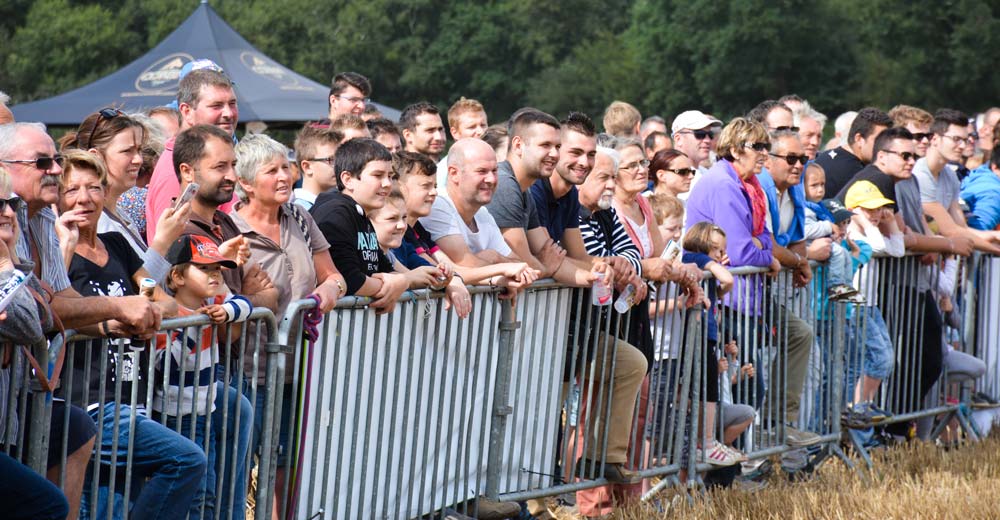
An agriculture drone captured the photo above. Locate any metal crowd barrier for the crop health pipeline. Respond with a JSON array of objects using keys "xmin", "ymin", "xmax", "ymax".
[
  {"xmin": 23, "ymin": 308, "xmax": 280, "ymax": 520},
  {"xmin": 13, "ymin": 253, "xmax": 997, "ymax": 519}
]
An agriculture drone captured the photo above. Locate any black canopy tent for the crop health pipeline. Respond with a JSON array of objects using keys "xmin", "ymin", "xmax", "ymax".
[{"xmin": 11, "ymin": 1, "xmax": 398, "ymax": 125}]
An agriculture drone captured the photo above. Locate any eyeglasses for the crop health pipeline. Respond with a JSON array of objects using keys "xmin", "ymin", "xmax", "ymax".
[
  {"xmin": 938, "ymin": 133, "xmax": 969, "ymax": 146},
  {"xmin": 678, "ymin": 129, "xmax": 714, "ymax": 141},
  {"xmin": 307, "ymin": 156, "xmax": 336, "ymax": 165},
  {"xmin": 744, "ymin": 142, "xmax": 770, "ymax": 153},
  {"xmin": 0, "ymin": 155, "xmax": 64, "ymax": 171},
  {"xmin": 667, "ymin": 168, "xmax": 697, "ymax": 177},
  {"xmin": 334, "ymin": 95, "xmax": 370, "ymax": 105},
  {"xmin": 911, "ymin": 132, "xmax": 933, "ymax": 142},
  {"xmin": 768, "ymin": 152, "xmax": 809, "ymax": 166},
  {"xmin": 771, "ymin": 126, "xmax": 800, "ymax": 133},
  {"xmin": 79, "ymin": 108, "xmax": 124, "ymax": 149},
  {"xmin": 0, "ymin": 196, "xmax": 22, "ymax": 214},
  {"xmin": 883, "ymin": 150, "xmax": 917, "ymax": 161},
  {"xmin": 621, "ymin": 159, "xmax": 650, "ymax": 171}
]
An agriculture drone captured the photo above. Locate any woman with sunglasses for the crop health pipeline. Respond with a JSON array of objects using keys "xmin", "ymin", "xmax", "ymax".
[
  {"xmin": 59, "ymin": 109, "xmax": 190, "ymax": 283},
  {"xmin": 649, "ymin": 149, "xmax": 697, "ymax": 200}
]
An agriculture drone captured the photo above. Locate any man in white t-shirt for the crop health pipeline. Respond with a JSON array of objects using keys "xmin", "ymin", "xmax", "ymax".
[
  {"xmin": 914, "ymin": 108, "xmax": 1000, "ymax": 254},
  {"xmin": 421, "ymin": 138, "xmax": 519, "ymax": 266}
]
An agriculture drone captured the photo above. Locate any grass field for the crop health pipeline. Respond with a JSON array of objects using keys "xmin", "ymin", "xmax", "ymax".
[{"xmin": 603, "ymin": 436, "xmax": 1000, "ymax": 519}]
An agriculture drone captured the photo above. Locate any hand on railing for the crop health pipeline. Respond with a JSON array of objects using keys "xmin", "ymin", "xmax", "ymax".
[
  {"xmin": 371, "ymin": 272, "xmax": 409, "ymax": 314},
  {"xmin": 443, "ymin": 278, "xmax": 472, "ymax": 318},
  {"xmin": 806, "ymin": 237, "xmax": 833, "ymax": 262}
]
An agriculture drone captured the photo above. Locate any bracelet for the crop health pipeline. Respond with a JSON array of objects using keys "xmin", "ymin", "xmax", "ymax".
[
  {"xmin": 99, "ymin": 320, "xmax": 110, "ymax": 336},
  {"xmin": 332, "ymin": 277, "xmax": 346, "ymax": 295},
  {"xmin": 488, "ymin": 275, "xmax": 497, "ymax": 288}
]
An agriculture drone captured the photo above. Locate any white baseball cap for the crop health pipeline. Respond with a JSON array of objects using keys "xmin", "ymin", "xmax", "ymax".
[{"xmin": 671, "ymin": 110, "xmax": 721, "ymax": 134}]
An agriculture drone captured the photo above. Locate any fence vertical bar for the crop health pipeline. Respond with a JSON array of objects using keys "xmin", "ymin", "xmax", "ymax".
[{"xmin": 485, "ymin": 298, "xmax": 518, "ymax": 500}]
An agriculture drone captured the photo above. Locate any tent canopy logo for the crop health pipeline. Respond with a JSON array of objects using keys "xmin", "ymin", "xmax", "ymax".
[
  {"xmin": 240, "ymin": 52, "xmax": 313, "ymax": 91},
  {"xmin": 134, "ymin": 53, "xmax": 194, "ymax": 94}
]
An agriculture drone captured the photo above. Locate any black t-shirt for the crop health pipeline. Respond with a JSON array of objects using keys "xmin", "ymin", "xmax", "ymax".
[
  {"xmin": 311, "ymin": 191, "xmax": 393, "ymax": 294},
  {"xmin": 62, "ymin": 232, "xmax": 147, "ymax": 408},
  {"xmin": 836, "ymin": 164, "xmax": 898, "ymax": 212},
  {"xmin": 815, "ymin": 146, "xmax": 866, "ymax": 198}
]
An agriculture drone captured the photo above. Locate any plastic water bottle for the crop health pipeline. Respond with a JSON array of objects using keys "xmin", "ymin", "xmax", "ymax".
[
  {"xmin": 592, "ymin": 272, "xmax": 612, "ymax": 306},
  {"xmin": 614, "ymin": 283, "xmax": 636, "ymax": 313}
]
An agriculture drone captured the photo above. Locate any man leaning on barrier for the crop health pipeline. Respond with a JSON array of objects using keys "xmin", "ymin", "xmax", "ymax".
[{"xmin": 485, "ymin": 108, "xmax": 647, "ymax": 486}]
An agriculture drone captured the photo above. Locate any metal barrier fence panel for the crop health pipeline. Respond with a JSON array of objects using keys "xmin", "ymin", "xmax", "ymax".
[
  {"xmin": 290, "ymin": 287, "xmax": 508, "ymax": 519},
  {"xmin": 45, "ymin": 308, "xmax": 278, "ymax": 520}
]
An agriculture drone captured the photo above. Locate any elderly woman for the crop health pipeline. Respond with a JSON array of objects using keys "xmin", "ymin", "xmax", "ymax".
[
  {"xmin": 54, "ymin": 150, "xmax": 211, "ymax": 520},
  {"xmin": 230, "ymin": 133, "xmax": 346, "ymax": 517},
  {"xmin": 649, "ymin": 149, "xmax": 696, "ymax": 199},
  {"xmin": 59, "ymin": 108, "xmax": 190, "ymax": 283},
  {"xmin": 685, "ymin": 118, "xmax": 819, "ymax": 448}
]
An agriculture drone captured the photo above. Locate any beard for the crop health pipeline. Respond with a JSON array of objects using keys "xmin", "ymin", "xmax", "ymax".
[{"xmin": 597, "ymin": 190, "xmax": 614, "ymax": 210}]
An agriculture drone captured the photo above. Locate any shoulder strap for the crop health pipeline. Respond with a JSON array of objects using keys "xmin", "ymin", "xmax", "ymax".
[
  {"xmin": 20, "ymin": 281, "xmax": 65, "ymax": 392},
  {"xmin": 286, "ymin": 203, "xmax": 313, "ymax": 250}
]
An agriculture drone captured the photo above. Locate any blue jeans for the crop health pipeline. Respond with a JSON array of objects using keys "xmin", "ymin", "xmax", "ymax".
[
  {"xmin": 158, "ymin": 382, "xmax": 252, "ymax": 520},
  {"xmin": 80, "ymin": 403, "xmax": 205, "ymax": 520},
  {"xmin": 0, "ymin": 451, "xmax": 69, "ymax": 520},
  {"xmin": 845, "ymin": 306, "xmax": 894, "ymax": 393}
]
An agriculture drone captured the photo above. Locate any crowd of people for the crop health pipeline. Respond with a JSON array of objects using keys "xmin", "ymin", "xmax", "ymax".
[{"xmin": 0, "ymin": 62, "xmax": 998, "ymax": 520}]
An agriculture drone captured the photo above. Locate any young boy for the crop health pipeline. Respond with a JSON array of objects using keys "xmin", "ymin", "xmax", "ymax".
[
  {"xmin": 154, "ymin": 234, "xmax": 254, "ymax": 520},
  {"xmin": 292, "ymin": 124, "xmax": 344, "ymax": 210},
  {"xmin": 843, "ymin": 181, "xmax": 905, "ymax": 427},
  {"xmin": 310, "ymin": 138, "xmax": 410, "ymax": 314},
  {"xmin": 802, "ymin": 162, "xmax": 863, "ymax": 301}
]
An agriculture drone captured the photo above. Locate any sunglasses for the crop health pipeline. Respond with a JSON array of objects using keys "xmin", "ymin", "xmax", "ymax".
[
  {"xmin": 911, "ymin": 132, "xmax": 933, "ymax": 142},
  {"xmin": 679, "ymin": 129, "xmax": 715, "ymax": 141},
  {"xmin": 883, "ymin": 150, "xmax": 917, "ymax": 161},
  {"xmin": 0, "ymin": 155, "xmax": 65, "ymax": 171},
  {"xmin": 771, "ymin": 126, "xmax": 800, "ymax": 133},
  {"xmin": 744, "ymin": 142, "xmax": 770, "ymax": 153},
  {"xmin": 0, "ymin": 196, "xmax": 22, "ymax": 214},
  {"xmin": 79, "ymin": 108, "xmax": 125, "ymax": 149},
  {"xmin": 0, "ymin": 195, "xmax": 22, "ymax": 213},
  {"xmin": 768, "ymin": 153, "xmax": 809, "ymax": 166},
  {"xmin": 667, "ymin": 168, "xmax": 697, "ymax": 177}
]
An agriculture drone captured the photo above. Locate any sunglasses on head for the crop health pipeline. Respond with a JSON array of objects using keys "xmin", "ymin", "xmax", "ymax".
[
  {"xmin": 667, "ymin": 168, "xmax": 697, "ymax": 177},
  {"xmin": 0, "ymin": 155, "xmax": 64, "ymax": 171},
  {"xmin": 768, "ymin": 152, "xmax": 809, "ymax": 166},
  {"xmin": 744, "ymin": 142, "xmax": 770, "ymax": 153},
  {"xmin": 0, "ymin": 196, "xmax": 22, "ymax": 214},
  {"xmin": 79, "ymin": 107, "xmax": 125, "ymax": 149}
]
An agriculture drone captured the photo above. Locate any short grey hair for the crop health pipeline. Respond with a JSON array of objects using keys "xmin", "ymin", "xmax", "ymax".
[
  {"xmin": 769, "ymin": 129, "xmax": 801, "ymax": 153},
  {"xmin": 834, "ymin": 111, "xmax": 857, "ymax": 139},
  {"xmin": 640, "ymin": 115, "xmax": 666, "ymax": 133},
  {"xmin": 0, "ymin": 122, "xmax": 47, "ymax": 160},
  {"xmin": 595, "ymin": 146, "xmax": 621, "ymax": 171},
  {"xmin": 793, "ymin": 101, "xmax": 828, "ymax": 128},
  {"xmin": 0, "ymin": 91, "xmax": 10, "ymax": 105},
  {"xmin": 611, "ymin": 136, "xmax": 643, "ymax": 153},
  {"xmin": 233, "ymin": 133, "xmax": 288, "ymax": 203}
]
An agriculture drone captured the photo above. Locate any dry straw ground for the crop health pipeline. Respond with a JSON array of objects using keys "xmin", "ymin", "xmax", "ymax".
[{"xmin": 601, "ymin": 436, "xmax": 1000, "ymax": 520}]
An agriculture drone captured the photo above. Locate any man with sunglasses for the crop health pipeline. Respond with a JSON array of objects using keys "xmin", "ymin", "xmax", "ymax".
[
  {"xmin": 913, "ymin": 109, "xmax": 1000, "ymax": 254},
  {"xmin": 146, "ymin": 67, "xmax": 239, "ymax": 244},
  {"xmin": 670, "ymin": 110, "xmax": 721, "ymax": 199},
  {"xmin": 759, "ymin": 131, "xmax": 813, "ymax": 285},
  {"xmin": 815, "ymin": 107, "xmax": 893, "ymax": 197}
]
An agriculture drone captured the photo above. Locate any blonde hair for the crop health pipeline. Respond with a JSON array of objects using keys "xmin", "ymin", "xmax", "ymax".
[
  {"xmin": 715, "ymin": 117, "xmax": 769, "ymax": 161},
  {"xmin": 602, "ymin": 101, "xmax": 642, "ymax": 137},
  {"xmin": 683, "ymin": 221, "xmax": 726, "ymax": 255},
  {"xmin": 60, "ymin": 149, "xmax": 110, "ymax": 187},
  {"xmin": 447, "ymin": 97, "xmax": 486, "ymax": 129},
  {"xmin": 888, "ymin": 104, "xmax": 933, "ymax": 128},
  {"xmin": 649, "ymin": 193, "xmax": 684, "ymax": 223}
]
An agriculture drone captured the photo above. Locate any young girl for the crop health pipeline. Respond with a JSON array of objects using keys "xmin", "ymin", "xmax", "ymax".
[
  {"xmin": 682, "ymin": 222, "xmax": 748, "ymax": 466},
  {"xmin": 154, "ymin": 234, "xmax": 253, "ymax": 520}
]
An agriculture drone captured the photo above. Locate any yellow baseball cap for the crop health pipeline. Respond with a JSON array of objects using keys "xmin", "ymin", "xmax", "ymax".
[{"xmin": 845, "ymin": 180, "xmax": 894, "ymax": 210}]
